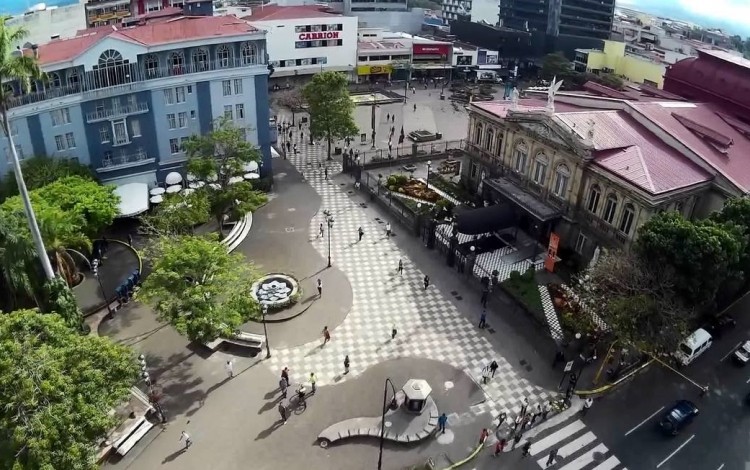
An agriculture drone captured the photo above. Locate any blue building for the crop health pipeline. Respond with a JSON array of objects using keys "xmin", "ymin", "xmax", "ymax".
[{"xmin": 1, "ymin": 15, "xmax": 272, "ymax": 186}]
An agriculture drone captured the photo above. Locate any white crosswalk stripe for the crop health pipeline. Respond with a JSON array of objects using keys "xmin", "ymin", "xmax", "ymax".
[{"xmin": 528, "ymin": 419, "xmax": 625, "ymax": 469}]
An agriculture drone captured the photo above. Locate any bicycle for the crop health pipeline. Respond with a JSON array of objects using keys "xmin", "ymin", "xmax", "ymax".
[{"xmin": 292, "ymin": 385, "xmax": 307, "ymax": 414}]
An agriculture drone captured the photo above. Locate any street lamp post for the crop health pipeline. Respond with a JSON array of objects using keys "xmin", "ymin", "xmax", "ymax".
[
  {"xmin": 261, "ymin": 303, "xmax": 271, "ymax": 359},
  {"xmin": 139, "ymin": 354, "xmax": 153, "ymax": 393},
  {"xmin": 371, "ymin": 93, "xmax": 377, "ymax": 150},
  {"xmin": 323, "ymin": 209, "xmax": 335, "ymax": 267},
  {"xmin": 426, "ymin": 161, "xmax": 432, "ymax": 189},
  {"xmin": 377, "ymin": 174, "xmax": 383, "ymax": 195},
  {"xmin": 92, "ymin": 261, "xmax": 113, "ymax": 319},
  {"xmin": 377, "ymin": 378, "xmax": 399, "ymax": 470}
]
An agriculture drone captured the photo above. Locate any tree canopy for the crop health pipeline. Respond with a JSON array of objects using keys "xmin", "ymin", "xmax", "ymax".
[
  {"xmin": 302, "ymin": 71, "xmax": 358, "ymax": 160},
  {"xmin": 0, "ymin": 156, "xmax": 95, "ymax": 202},
  {"xmin": 139, "ymin": 235, "xmax": 262, "ymax": 343},
  {"xmin": 140, "ymin": 191, "xmax": 211, "ymax": 237},
  {"xmin": 540, "ymin": 52, "xmax": 573, "ymax": 80},
  {"xmin": 0, "ymin": 309, "xmax": 138, "ymax": 470},
  {"xmin": 184, "ymin": 118, "xmax": 267, "ymax": 236}
]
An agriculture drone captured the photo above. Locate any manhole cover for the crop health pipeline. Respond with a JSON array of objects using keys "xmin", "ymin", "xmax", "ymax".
[{"xmin": 384, "ymin": 421, "xmax": 392, "ymax": 428}]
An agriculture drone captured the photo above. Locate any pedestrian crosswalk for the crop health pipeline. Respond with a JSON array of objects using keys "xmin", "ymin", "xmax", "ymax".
[{"xmin": 527, "ymin": 419, "xmax": 627, "ymax": 470}]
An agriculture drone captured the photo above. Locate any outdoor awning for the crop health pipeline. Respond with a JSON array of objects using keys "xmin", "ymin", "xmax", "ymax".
[
  {"xmin": 454, "ymin": 203, "xmax": 515, "ymax": 235},
  {"xmin": 485, "ymin": 178, "xmax": 562, "ymax": 221},
  {"xmin": 115, "ymin": 183, "xmax": 149, "ymax": 218}
]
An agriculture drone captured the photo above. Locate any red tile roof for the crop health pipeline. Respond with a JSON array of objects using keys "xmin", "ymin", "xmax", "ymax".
[
  {"xmin": 582, "ymin": 81, "xmax": 631, "ymax": 100},
  {"xmin": 556, "ymin": 110, "xmax": 711, "ymax": 194},
  {"xmin": 242, "ymin": 5, "xmax": 340, "ymax": 21},
  {"xmin": 34, "ymin": 16, "xmax": 259, "ymax": 66}
]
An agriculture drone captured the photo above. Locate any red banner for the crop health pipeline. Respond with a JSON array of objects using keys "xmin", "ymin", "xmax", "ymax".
[
  {"xmin": 412, "ymin": 43, "xmax": 451, "ymax": 56},
  {"xmin": 544, "ymin": 232, "xmax": 560, "ymax": 273}
]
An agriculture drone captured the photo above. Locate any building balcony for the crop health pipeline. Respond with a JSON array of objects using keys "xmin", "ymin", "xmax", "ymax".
[
  {"xmin": 464, "ymin": 141, "xmax": 501, "ymax": 167},
  {"xmin": 580, "ymin": 211, "xmax": 628, "ymax": 245},
  {"xmin": 87, "ymin": 9, "xmax": 130, "ymax": 23},
  {"xmin": 86, "ymin": 102, "xmax": 149, "ymax": 123},
  {"xmin": 7, "ymin": 58, "xmax": 266, "ymax": 110},
  {"xmin": 97, "ymin": 150, "xmax": 154, "ymax": 173}
]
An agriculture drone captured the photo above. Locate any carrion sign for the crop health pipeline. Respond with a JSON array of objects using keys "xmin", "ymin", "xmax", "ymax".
[{"xmin": 298, "ymin": 31, "xmax": 340, "ymax": 41}]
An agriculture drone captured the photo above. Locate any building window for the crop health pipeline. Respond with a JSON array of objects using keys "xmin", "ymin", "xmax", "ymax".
[
  {"xmin": 65, "ymin": 132, "xmax": 76, "ymax": 149},
  {"xmin": 54, "ymin": 135, "xmax": 65, "ymax": 151},
  {"xmin": 187, "ymin": 85, "xmax": 192, "ymax": 94},
  {"xmin": 145, "ymin": 54, "xmax": 159, "ymax": 77},
  {"xmin": 495, "ymin": 132, "xmax": 503, "ymax": 155},
  {"xmin": 603, "ymin": 194, "xmax": 618, "ymax": 224},
  {"xmin": 131, "ymin": 118, "xmax": 141, "ymax": 137},
  {"xmin": 180, "ymin": 136, "xmax": 189, "ymax": 149},
  {"xmin": 100, "ymin": 126, "xmax": 110, "ymax": 143},
  {"xmin": 586, "ymin": 184, "xmax": 601, "ymax": 213},
  {"xmin": 574, "ymin": 232, "xmax": 588, "ymax": 255},
  {"xmin": 484, "ymin": 129, "xmax": 493, "ymax": 151},
  {"xmin": 176, "ymin": 86, "xmax": 186, "ymax": 103},
  {"xmin": 67, "ymin": 69, "xmax": 80, "ymax": 88},
  {"xmin": 473, "ymin": 123, "xmax": 482, "ymax": 145},
  {"xmin": 619, "ymin": 203, "xmax": 635, "ymax": 234},
  {"xmin": 169, "ymin": 51, "xmax": 185, "ymax": 72},
  {"xmin": 167, "ymin": 113, "xmax": 176, "ymax": 129},
  {"xmin": 216, "ymin": 44, "xmax": 231, "ymax": 67},
  {"xmin": 164, "ymin": 88, "xmax": 174, "ymax": 105},
  {"xmin": 513, "ymin": 142, "xmax": 528, "ymax": 173},
  {"xmin": 178, "ymin": 112, "xmax": 187, "ymax": 128},
  {"xmin": 470, "ymin": 161, "xmax": 478, "ymax": 178},
  {"xmin": 102, "ymin": 150, "xmax": 112, "ymax": 166},
  {"xmin": 239, "ymin": 127, "xmax": 247, "ymax": 141},
  {"xmin": 235, "ymin": 104, "xmax": 245, "ymax": 119},
  {"xmin": 113, "ymin": 119, "xmax": 128, "ymax": 145},
  {"xmin": 234, "ymin": 78, "xmax": 243, "ymax": 94},
  {"xmin": 533, "ymin": 153, "xmax": 548, "ymax": 185},
  {"xmin": 169, "ymin": 138, "xmax": 179, "ymax": 154},
  {"xmin": 553, "ymin": 164, "xmax": 570, "ymax": 197},
  {"xmin": 192, "ymin": 47, "xmax": 209, "ymax": 70},
  {"xmin": 50, "ymin": 72, "xmax": 61, "ymax": 88},
  {"xmin": 224, "ymin": 105, "xmax": 233, "ymax": 120},
  {"xmin": 240, "ymin": 42, "xmax": 258, "ymax": 65},
  {"xmin": 190, "ymin": 110, "xmax": 196, "ymax": 119},
  {"xmin": 222, "ymin": 80, "xmax": 231, "ymax": 96},
  {"xmin": 51, "ymin": 108, "xmax": 71, "ymax": 126}
]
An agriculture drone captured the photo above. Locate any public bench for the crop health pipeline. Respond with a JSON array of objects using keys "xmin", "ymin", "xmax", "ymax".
[
  {"xmin": 205, "ymin": 330, "xmax": 265, "ymax": 351},
  {"xmin": 112, "ymin": 415, "xmax": 154, "ymax": 456}
]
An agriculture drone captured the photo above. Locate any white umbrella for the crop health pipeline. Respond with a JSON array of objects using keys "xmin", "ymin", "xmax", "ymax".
[
  {"xmin": 243, "ymin": 161, "xmax": 259, "ymax": 172},
  {"xmin": 244, "ymin": 173, "xmax": 260, "ymax": 180},
  {"xmin": 187, "ymin": 173, "xmax": 197, "ymax": 182},
  {"xmin": 166, "ymin": 185, "xmax": 182, "ymax": 194},
  {"xmin": 228, "ymin": 176, "xmax": 244, "ymax": 184},
  {"xmin": 183, "ymin": 188, "xmax": 195, "ymax": 196},
  {"xmin": 150, "ymin": 195, "xmax": 163, "ymax": 204},
  {"xmin": 165, "ymin": 172, "xmax": 183, "ymax": 185},
  {"xmin": 149, "ymin": 187, "xmax": 165, "ymax": 196},
  {"xmin": 188, "ymin": 181, "xmax": 205, "ymax": 189},
  {"xmin": 208, "ymin": 183, "xmax": 221, "ymax": 190}
]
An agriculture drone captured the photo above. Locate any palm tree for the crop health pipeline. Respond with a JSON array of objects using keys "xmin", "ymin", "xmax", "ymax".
[
  {"xmin": 0, "ymin": 211, "xmax": 42, "ymax": 309},
  {"xmin": 38, "ymin": 212, "xmax": 90, "ymax": 287},
  {"xmin": 0, "ymin": 17, "xmax": 55, "ymax": 280}
]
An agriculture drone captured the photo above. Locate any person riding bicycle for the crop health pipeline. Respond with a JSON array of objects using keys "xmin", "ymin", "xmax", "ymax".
[{"xmin": 297, "ymin": 384, "xmax": 307, "ymax": 403}]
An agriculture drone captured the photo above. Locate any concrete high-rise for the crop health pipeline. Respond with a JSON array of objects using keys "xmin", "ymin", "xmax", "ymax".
[{"xmin": 498, "ymin": 0, "xmax": 614, "ymax": 40}]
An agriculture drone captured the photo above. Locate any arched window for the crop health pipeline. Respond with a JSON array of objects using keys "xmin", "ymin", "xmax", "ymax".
[
  {"xmin": 216, "ymin": 44, "xmax": 231, "ymax": 67},
  {"xmin": 98, "ymin": 49, "xmax": 124, "ymax": 68},
  {"xmin": 533, "ymin": 152, "xmax": 548, "ymax": 185},
  {"xmin": 603, "ymin": 193, "xmax": 618, "ymax": 224},
  {"xmin": 619, "ymin": 203, "xmax": 635, "ymax": 234},
  {"xmin": 67, "ymin": 68, "xmax": 80, "ymax": 88},
  {"xmin": 145, "ymin": 54, "xmax": 159, "ymax": 77},
  {"xmin": 586, "ymin": 184, "xmax": 601, "ymax": 213},
  {"xmin": 485, "ymin": 128, "xmax": 493, "ymax": 151},
  {"xmin": 170, "ymin": 51, "xmax": 185, "ymax": 74},
  {"xmin": 241, "ymin": 42, "xmax": 257, "ymax": 65},
  {"xmin": 50, "ymin": 72, "xmax": 61, "ymax": 88},
  {"xmin": 553, "ymin": 164, "xmax": 570, "ymax": 197},
  {"xmin": 513, "ymin": 142, "xmax": 528, "ymax": 173},
  {"xmin": 474, "ymin": 123, "xmax": 483, "ymax": 145},
  {"xmin": 192, "ymin": 47, "xmax": 208, "ymax": 70}
]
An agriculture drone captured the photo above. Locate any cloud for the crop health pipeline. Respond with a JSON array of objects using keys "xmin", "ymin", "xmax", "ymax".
[{"xmin": 678, "ymin": 0, "xmax": 750, "ymax": 28}]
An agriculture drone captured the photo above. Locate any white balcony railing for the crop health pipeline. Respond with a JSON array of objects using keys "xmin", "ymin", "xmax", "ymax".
[
  {"xmin": 86, "ymin": 102, "xmax": 149, "ymax": 123},
  {"xmin": 98, "ymin": 150, "xmax": 153, "ymax": 172}
]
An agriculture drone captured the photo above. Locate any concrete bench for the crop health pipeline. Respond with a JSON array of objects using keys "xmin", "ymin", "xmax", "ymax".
[
  {"xmin": 205, "ymin": 330, "xmax": 265, "ymax": 351},
  {"xmin": 112, "ymin": 415, "xmax": 154, "ymax": 456}
]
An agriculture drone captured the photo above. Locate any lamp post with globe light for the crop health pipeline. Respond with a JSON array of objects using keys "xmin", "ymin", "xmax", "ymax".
[{"xmin": 261, "ymin": 302, "xmax": 271, "ymax": 359}]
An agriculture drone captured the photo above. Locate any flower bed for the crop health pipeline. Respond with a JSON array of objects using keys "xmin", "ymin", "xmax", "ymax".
[
  {"xmin": 501, "ymin": 268, "xmax": 544, "ymax": 316},
  {"xmin": 386, "ymin": 174, "xmax": 440, "ymax": 202},
  {"xmin": 548, "ymin": 283, "xmax": 597, "ymax": 337}
]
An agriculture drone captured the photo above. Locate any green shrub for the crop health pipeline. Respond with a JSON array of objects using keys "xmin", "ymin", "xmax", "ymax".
[{"xmin": 509, "ymin": 270, "xmax": 522, "ymax": 282}]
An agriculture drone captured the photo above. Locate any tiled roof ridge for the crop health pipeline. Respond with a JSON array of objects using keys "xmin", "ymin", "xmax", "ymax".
[
  {"xmin": 582, "ymin": 81, "xmax": 631, "ymax": 100},
  {"xmin": 671, "ymin": 112, "xmax": 733, "ymax": 148},
  {"xmin": 638, "ymin": 84, "xmax": 685, "ymax": 101},
  {"xmin": 716, "ymin": 112, "xmax": 750, "ymax": 139}
]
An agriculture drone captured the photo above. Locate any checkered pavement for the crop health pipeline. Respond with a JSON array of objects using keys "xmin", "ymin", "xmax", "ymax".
[{"xmin": 267, "ymin": 124, "xmax": 553, "ymax": 418}]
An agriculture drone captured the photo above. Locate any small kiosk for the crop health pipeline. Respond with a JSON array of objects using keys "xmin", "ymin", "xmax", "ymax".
[{"xmin": 402, "ymin": 379, "xmax": 432, "ymax": 415}]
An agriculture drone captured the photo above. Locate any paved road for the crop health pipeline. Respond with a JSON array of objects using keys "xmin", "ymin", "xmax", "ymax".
[{"xmin": 584, "ymin": 292, "xmax": 750, "ymax": 470}]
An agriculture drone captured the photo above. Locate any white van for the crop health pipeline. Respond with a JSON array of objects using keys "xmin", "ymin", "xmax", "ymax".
[{"xmin": 674, "ymin": 328, "xmax": 713, "ymax": 366}]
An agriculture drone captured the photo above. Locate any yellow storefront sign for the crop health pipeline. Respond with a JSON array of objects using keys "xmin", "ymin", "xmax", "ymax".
[{"xmin": 357, "ymin": 65, "xmax": 394, "ymax": 76}]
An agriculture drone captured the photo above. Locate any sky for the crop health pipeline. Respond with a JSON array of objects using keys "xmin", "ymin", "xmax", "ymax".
[
  {"xmin": 618, "ymin": 0, "xmax": 750, "ymax": 37},
  {"xmin": 1, "ymin": 0, "xmax": 78, "ymax": 15}
]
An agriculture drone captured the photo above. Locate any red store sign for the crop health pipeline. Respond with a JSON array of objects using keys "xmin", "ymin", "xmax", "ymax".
[
  {"xmin": 298, "ymin": 31, "xmax": 340, "ymax": 41},
  {"xmin": 412, "ymin": 43, "xmax": 451, "ymax": 56}
]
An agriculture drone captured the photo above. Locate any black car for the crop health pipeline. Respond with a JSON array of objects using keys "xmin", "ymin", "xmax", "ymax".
[
  {"xmin": 706, "ymin": 315, "xmax": 736, "ymax": 338},
  {"xmin": 659, "ymin": 400, "xmax": 699, "ymax": 435}
]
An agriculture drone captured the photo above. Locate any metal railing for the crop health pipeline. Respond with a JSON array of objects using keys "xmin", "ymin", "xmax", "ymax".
[
  {"xmin": 85, "ymin": 101, "xmax": 149, "ymax": 123},
  {"xmin": 360, "ymin": 139, "xmax": 465, "ymax": 167},
  {"xmin": 99, "ymin": 150, "xmax": 151, "ymax": 171}
]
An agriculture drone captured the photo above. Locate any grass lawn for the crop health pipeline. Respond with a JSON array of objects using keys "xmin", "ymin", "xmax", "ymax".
[{"xmin": 501, "ymin": 272, "xmax": 544, "ymax": 315}]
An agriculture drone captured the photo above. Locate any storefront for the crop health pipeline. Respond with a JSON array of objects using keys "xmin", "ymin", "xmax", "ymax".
[
  {"xmin": 356, "ymin": 64, "xmax": 394, "ymax": 82},
  {"xmin": 412, "ymin": 42, "xmax": 452, "ymax": 79}
]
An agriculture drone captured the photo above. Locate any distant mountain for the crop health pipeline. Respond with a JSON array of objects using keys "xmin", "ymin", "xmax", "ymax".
[{"xmin": 618, "ymin": 0, "xmax": 750, "ymax": 37}]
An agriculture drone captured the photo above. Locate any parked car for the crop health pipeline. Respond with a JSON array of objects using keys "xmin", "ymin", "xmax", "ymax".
[
  {"xmin": 658, "ymin": 400, "xmax": 699, "ymax": 435},
  {"xmin": 402, "ymin": 164, "xmax": 417, "ymax": 172},
  {"xmin": 733, "ymin": 340, "xmax": 750, "ymax": 365},
  {"xmin": 705, "ymin": 315, "xmax": 736, "ymax": 339}
]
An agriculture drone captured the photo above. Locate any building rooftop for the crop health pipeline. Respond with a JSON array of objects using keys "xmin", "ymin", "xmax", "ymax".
[
  {"xmin": 31, "ymin": 16, "xmax": 260, "ymax": 66},
  {"xmin": 242, "ymin": 5, "xmax": 340, "ymax": 21},
  {"xmin": 700, "ymin": 49, "xmax": 750, "ymax": 70},
  {"xmin": 358, "ymin": 40, "xmax": 409, "ymax": 50}
]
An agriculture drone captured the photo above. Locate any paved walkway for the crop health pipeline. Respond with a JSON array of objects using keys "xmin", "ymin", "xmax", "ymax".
[{"xmin": 266, "ymin": 124, "xmax": 553, "ymax": 418}]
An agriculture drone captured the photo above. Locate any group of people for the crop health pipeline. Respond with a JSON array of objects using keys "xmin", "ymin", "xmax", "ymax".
[{"xmin": 277, "ymin": 367, "xmax": 318, "ymax": 423}]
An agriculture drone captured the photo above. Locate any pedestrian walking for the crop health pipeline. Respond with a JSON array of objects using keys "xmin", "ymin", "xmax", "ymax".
[
  {"xmin": 286, "ymin": 141, "xmax": 291, "ymax": 153},
  {"xmin": 319, "ymin": 223, "xmax": 324, "ymax": 238},
  {"xmin": 513, "ymin": 414, "xmax": 522, "ymax": 432},
  {"xmin": 412, "ymin": 86, "xmax": 416, "ymax": 94},
  {"xmin": 180, "ymin": 430, "xmax": 192, "ymax": 450},
  {"xmin": 397, "ymin": 259, "xmax": 403, "ymax": 275},
  {"xmin": 521, "ymin": 440, "xmax": 532, "ymax": 457},
  {"xmin": 541, "ymin": 401, "xmax": 551, "ymax": 420},
  {"xmin": 317, "ymin": 278, "xmax": 323, "ymax": 297},
  {"xmin": 391, "ymin": 324, "xmax": 398, "ymax": 339},
  {"xmin": 300, "ymin": 131, "xmax": 304, "ymax": 141},
  {"xmin": 310, "ymin": 372, "xmax": 317, "ymax": 393},
  {"xmin": 385, "ymin": 222, "xmax": 391, "ymax": 237},
  {"xmin": 480, "ymin": 287, "xmax": 489, "ymax": 307},
  {"xmin": 324, "ymin": 167, "xmax": 328, "ymax": 180},
  {"xmin": 280, "ymin": 377, "xmax": 288, "ymax": 398},
  {"xmin": 480, "ymin": 428, "xmax": 489, "ymax": 444},
  {"xmin": 531, "ymin": 404, "xmax": 542, "ymax": 425},
  {"xmin": 478, "ymin": 310, "xmax": 487, "ymax": 329},
  {"xmin": 357, "ymin": 226, "xmax": 364, "ymax": 242},
  {"xmin": 225, "ymin": 360, "xmax": 234, "ymax": 379},
  {"xmin": 520, "ymin": 397, "xmax": 529, "ymax": 417},
  {"xmin": 481, "ymin": 365, "xmax": 490, "ymax": 384},
  {"xmin": 437, "ymin": 413, "xmax": 448, "ymax": 433},
  {"xmin": 413, "ymin": 103, "xmax": 417, "ymax": 112},
  {"xmin": 546, "ymin": 448, "xmax": 558, "ymax": 467},
  {"xmin": 344, "ymin": 355, "xmax": 350, "ymax": 374},
  {"xmin": 288, "ymin": 130, "xmax": 292, "ymax": 140},
  {"xmin": 293, "ymin": 143, "xmax": 298, "ymax": 154},
  {"xmin": 386, "ymin": 112, "xmax": 390, "ymax": 121},
  {"xmin": 494, "ymin": 438, "xmax": 506, "ymax": 457},
  {"xmin": 392, "ymin": 115, "xmax": 395, "ymax": 123},
  {"xmin": 127, "ymin": 233, "xmax": 134, "ymax": 246},
  {"xmin": 512, "ymin": 432, "xmax": 522, "ymax": 449},
  {"xmin": 582, "ymin": 397, "xmax": 593, "ymax": 416},
  {"xmin": 281, "ymin": 367, "xmax": 290, "ymax": 383},
  {"xmin": 322, "ymin": 326, "xmax": 330, "ymax": 345},
  {"xmin": 423, "ymin": 275, "xmax": 430, "ymax": 290},
  {"xmin": 552, "ymin": 350, "xmax": 565, "ymax": 368},
  {"xmin": 490, "ymin": 360, "xmax": 499, "ymax": 377},
  {"xmin": 522, "ymin": 414, "xmax": 532, "ymax": 430},
  {"xmin": 278, "ymin": 402, "xmax": 287, "ymax": 423},
  {"xmin": 496, "ymin": 411, "xmax": 507, "ymax": 429}
]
